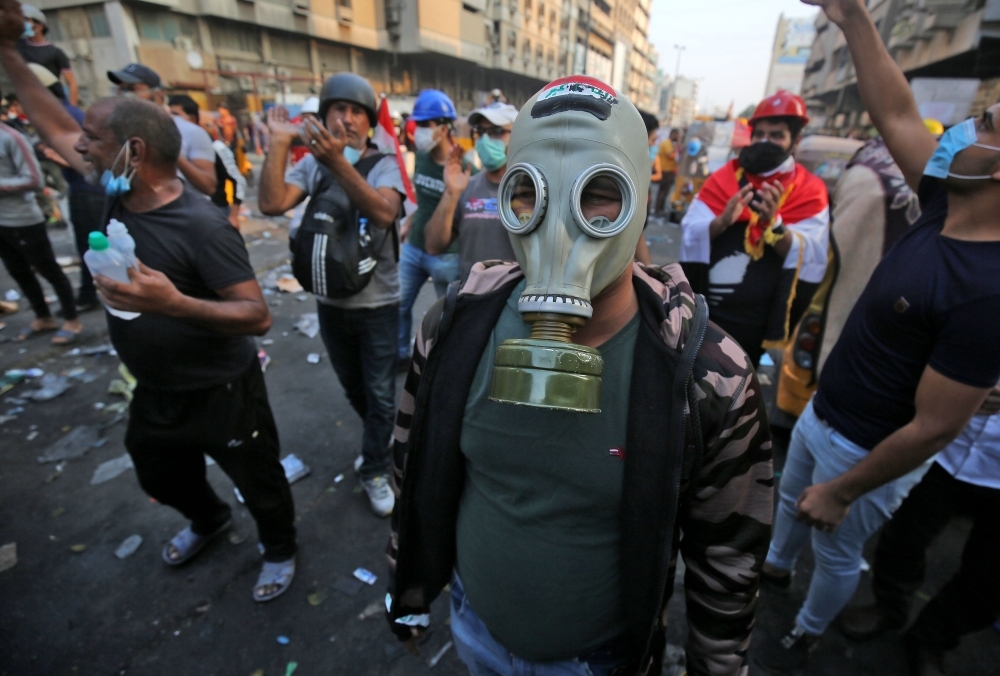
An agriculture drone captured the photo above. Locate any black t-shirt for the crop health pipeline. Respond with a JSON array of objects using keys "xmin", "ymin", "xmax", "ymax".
[
  {"xmin": 17, "ymin": 40, "xmax": 70, "ymax": 76},
  {"xmin": 814, "ymin": 177, "xmax": 1000, "ymax": 450},
  {"xmin": 105, "ymin": 187, "xmax": 257, "ymax": 391}
]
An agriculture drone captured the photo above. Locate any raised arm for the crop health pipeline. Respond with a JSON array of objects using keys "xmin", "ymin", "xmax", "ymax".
[
  {"xmin": 257, "ymin": 106, "xmax": 307, "ymax": 215},
  {"xmin": 803, "ymin": 0, "xmax": 937, "ymax": 190},
  {"xmin": 425, "ymin": 145, "xmax": 469, "ymax": 254},
  {"xmin": 0, "ymin": 0, "xmax": 86, "ymax": 175}
]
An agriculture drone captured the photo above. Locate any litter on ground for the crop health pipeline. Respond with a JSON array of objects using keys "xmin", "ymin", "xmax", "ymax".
[
  {"xmin": 115, "ymin": 534, "xmax": 143, "ymax": 559},
  {"xmin": 37, "ymin": 426, "xmax": 101, "ymax": 463},
  {"xmin": 91, "ymin": 454, "xmax": 135, "ymax": 485}
]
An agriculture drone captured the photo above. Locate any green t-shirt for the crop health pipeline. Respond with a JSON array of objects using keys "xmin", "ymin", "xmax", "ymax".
[
  {"xmin": 455, "ymin": 280, "xmax": 639, "ymax": 661},
  {"xmin": 409, "ymin": 150, "xmax": 475, "ymax": 254}
]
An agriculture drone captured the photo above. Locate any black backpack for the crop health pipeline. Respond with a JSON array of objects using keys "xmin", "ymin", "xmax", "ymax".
[{"xmin": 291, "ymin": 152, "xmax": 398, "ymax": 298}]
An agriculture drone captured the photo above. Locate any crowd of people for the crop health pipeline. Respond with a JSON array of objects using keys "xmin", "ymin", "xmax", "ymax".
[{"xmin": 0, "ymin": 0, "xmax": 998, "ymax": 673}]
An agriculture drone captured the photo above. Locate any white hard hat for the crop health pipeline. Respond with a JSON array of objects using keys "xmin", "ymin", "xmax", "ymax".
[
  {"xmin": 301, "ymin": 96, "xmax": 320, "ymax": 115},
  {"xmin": 27, "ymin": 62, "xmax": 58, "ymax": 88},
  {"xmin": 22, "ymin": 4, "xmax": 47, "ymax": 25}
]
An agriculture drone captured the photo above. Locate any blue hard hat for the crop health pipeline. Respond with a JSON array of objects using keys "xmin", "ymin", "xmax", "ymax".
[{"xmin": 411, "ymin": 89, "xmax": 457, "ymax": 122}]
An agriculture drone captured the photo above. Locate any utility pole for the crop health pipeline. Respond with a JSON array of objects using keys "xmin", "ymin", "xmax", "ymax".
[{"xmin": 668, "ymin": 44, "xmax": 685, "ymax": 126}]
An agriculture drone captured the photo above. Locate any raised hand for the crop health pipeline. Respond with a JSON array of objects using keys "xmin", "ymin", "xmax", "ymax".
[
  {"xmin": 303, "ymin": 117, "xmax": 348, "ymax": 169},
  {"xmin": 800, "ymin": 0, "xmax": 866, "ymax": 27},
  {"xmin": 721, "ymin": 184, "xmax": 754, "ymax": 228},
  {"xmin": 0, "ymin": 0, "xmax": 27, "ymax": 48},
  {"xmin": 265, "ymin": 105, "xmax": 300, "ymax": 141},
  {"xmin": 752, "ymin": 180, "xmax": 784, "ymax": 225},
  {"xmin": 443, "ymin": 145, "xmax": 471, "ymax": 196}
]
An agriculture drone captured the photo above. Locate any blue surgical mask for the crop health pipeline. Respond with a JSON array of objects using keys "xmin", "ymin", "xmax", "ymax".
[
  {"xmin": 23, "ymin": 21, "xmax": 34, "ymax": 38},
  {"xmin": 343, "ymin": 145, "xmax": 362, "ymax": 166},
  {"xmin": 649, "ymin": 145, "xmax": 658, "ymax": 161},
  {"xmin": 476, "ymin": 134, "xmax": 508, "ymax": 171},
  {"xmin": 100, "ymin": 142, "xmax": 136, "ymax": 196},
  {"xmin": 924, "ymin": 118, "xmax": 1000, "ymax": 180}
]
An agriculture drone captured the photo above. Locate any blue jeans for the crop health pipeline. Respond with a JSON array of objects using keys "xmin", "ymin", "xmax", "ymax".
[
  {"xmin": 765, "ymin": 400, "xmax": 931, "ymax": 635},
  {"xmin": 317, "ymin": 301, "xmax": 398, "ymax": 479},
  {"xmin": 450, "ymin": 573, "xmax": 623, "ymax": 676},
  {"xmin": 398, "ymin": 242, "xmax": 460, "ymax": 359}
]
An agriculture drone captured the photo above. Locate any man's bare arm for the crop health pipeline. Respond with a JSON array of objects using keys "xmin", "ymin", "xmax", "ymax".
[
  {"xmin": 95, "ymin": 262, "xmax": 272, "ymax": 336},
  {"xmin": 803, "ymin": 0, "xmax": 936, "ymax": 190},
  {"xmin": 177, "ymin": 157, "xmax": 218, "ymax": 195},
  {"xmin": 0, "ymin": 1, "xmax": 86, "ymax": 174},
  {"xmin": 796, "ymin": 365, "xmax": 990, "ymax": 529},
  {"xmin": 62, "ymin": 69, "xmax": 79, "ymax": 107},
  {"xmin": 257, "ymin": 110, "xmax": 307, "ymax": 215}
]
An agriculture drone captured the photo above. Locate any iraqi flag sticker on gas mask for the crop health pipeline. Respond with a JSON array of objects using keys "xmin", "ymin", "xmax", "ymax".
[{"xmin": 531, "ymin": 76, "xmax": 619, "ymax": 121}]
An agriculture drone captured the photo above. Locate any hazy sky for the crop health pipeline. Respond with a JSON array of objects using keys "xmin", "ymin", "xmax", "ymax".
[{"xmin": 647, "ymin": 0, "xmax": 819, "ymax": 114}]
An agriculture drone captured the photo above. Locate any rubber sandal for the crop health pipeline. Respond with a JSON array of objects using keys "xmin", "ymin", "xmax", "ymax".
[
  {"xmin": 51, "ymin": 328, "xmax": 81, "ymax": 346},
  {"xmin": 253, "ymin": 556, "xmax": 296, "ymax": 602},
  {"xmin": 16, "ymin": 324, "xmax": 56, "ymax": 341},
  {"xmin": 161, "ymin": 519, "xmax": 231, "ymax": 567}
]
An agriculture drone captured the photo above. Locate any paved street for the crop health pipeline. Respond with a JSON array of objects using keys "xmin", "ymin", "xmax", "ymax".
[{"xmin": 0, "ymin": 178, "xmax": 996, "ymax": 675}]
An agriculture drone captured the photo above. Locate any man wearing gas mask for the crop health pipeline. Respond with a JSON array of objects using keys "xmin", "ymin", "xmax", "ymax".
[
  {"xmin": 679, "ymin": 91, "xmax": 830, "ymax": 367},
  {"xmin": 386, "ymin": 76, "xmax": 773, "ymax": 676}
]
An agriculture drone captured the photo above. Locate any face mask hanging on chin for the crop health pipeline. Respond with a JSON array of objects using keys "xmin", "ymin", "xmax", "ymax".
[
  {"xmin": 343, "ymin": 145, "xmax": 362, "ymax": 166},
  {"xmin": 924, "ymin": 118, "xmax": 1000, "ymax": 180}
]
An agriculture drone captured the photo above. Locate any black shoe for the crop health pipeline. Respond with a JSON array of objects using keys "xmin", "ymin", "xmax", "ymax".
[
  {"xmin": 760, "ymin": 568, "xmax": 792, "ymax": 592},
  {"xmin": 837, "ymin": 603, "xmax": 905, "ymax": 641},
  {"xmin": 754, "ymin": 624, "xmax": 819, "ymax": 673}
]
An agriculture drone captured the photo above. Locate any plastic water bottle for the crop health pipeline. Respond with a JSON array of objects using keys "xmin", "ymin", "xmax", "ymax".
[
  {"xmin": 106, "ymin": 219, "xmax": 137, "ymax": 268},
  {"xmin": 83, "ymin": 232, "xmax": 140, "ymax": 320}
]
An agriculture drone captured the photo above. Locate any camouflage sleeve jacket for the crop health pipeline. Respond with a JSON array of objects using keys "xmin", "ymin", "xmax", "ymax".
[{"xmin": 386, "ymin": 261, "xmax": 773, "ymax": 676}]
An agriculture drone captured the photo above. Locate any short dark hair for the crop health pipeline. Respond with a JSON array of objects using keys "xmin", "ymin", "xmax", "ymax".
[
  {"xmin": 167, "ymin": 94, "xmax": 199, "ymax": 120},
  {"xmin": 104, "ymin": 98, "xmax": 181, "ymax": 164},
  {"xmin": 638, "ymin": 110, "xmax": 659, "ymax": 135},
  {"xmin": 752, "ymin": 115, "xmax": 805, "ymax": 140}
]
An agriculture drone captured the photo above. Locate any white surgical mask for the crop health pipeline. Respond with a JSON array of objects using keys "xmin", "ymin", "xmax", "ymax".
[{"xmin": 413, "ymin": 127, "xmax": 438, "ymax": 153}]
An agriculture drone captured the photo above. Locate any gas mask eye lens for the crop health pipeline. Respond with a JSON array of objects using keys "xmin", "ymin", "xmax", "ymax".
[
  {"xmin": 499, "ymin": 163, "xmax": 548, "ymax": 235},
  {"xmin": 571, "ymin": 164, "xmax": 636, "ymax": 239}
]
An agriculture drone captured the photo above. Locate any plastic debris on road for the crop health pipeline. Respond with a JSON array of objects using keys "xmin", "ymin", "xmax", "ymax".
[
  {"xmin": 115, "ymin": 534, "xmax": 143, "ymax": 559},
  {"xmin": 108, "ymin": 363, "xmax": 137, "ymax": 403},
  {"xmin": 428, "ymin": 641, "xmax": 453, "ymax": 668},
  {"xmin": 25, "ymin": 373, "xmax": 70, "ymax": 401},
  {"xmin": 91, "ymin": 453, "xmax": 135, "ymax": 485},
  {"xmin": 281, "ymin": 454, "xmax": 311, "ymax": 484},
  {"xmin": 234, "ymin": 487, "xmax": 245, "ymax": 504},
  {"xmin": 294, "ymin": 313, "xmax": 319, "ymax": 339},
  {"xmin": 358, "ymin": 601, "xmax": 382, "ymax": 620},
  {"xmin": 276, "ymin": 635, "xmax": 290, "ymax": 645},
  {"xmin": 275, "ymin": 274, "xmax": 303, "ymax": 294},
  {"xmin": 285, "ymin": 662, "xmax": 298, "ymax": 676},
  {"xmin": 26, "ymin": 430, "xmax": 38, "ymax": 441},
  {"xmin": 261, "ymin": 338, "xmax": 275, "ymax": 346},
  {"xmin": 0, "ymin": 542, "xmax": 16, "ymax": 573},
  {"xmin": 37, "ymin": 426, "xmax": 101, "ymax": 463},
  {"xmin": 5, "ymin": 289, "xmax": 20, "ymax": 302},
  {"xmin": 307, "ymin": 590, "xmax": 327, "ymax": 606},
  {"xmin": 353, "ymin": 567, "xmax": 377, "ymax": 585},
  {"xmin": 70, "ymin": 543, "xmax": 87, "ymax": 553},
  {"xmin": 334, "ymin": 473, "xmax": 344, "ymax": 483},
  {"xmin": 306, "ymin": 353, "xmax": 321, "ymax": 364},
  {"xmin": 80, "ymin": 344, "xmax": 114, "ymax": 356}
]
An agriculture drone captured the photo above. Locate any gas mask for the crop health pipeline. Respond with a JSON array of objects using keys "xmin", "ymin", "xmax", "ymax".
[{"xmin": 489, "ymin": 77, "xmax": 649, "ymax": 413}]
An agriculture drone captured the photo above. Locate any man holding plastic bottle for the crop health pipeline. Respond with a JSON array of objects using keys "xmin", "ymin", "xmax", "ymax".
[{"xmin": 0, "ymin": 1, "xmax": 298, "ymax": 603}]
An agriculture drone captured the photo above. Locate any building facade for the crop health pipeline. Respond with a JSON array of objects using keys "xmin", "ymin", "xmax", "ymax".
[
  {"xmin": 660, "ymin": 75, "xmax": 698, "ymax": 128},
  {"xmin": 764, "ymin": 14, "xmax": 815, "ymax": 97},
  {"xmin": 23, "ymin": 0, "xmax": 659, "ymax": 114},
  {"xmin": 801, "ymin": 0, "xmax": 1000, "ymax": 134}
]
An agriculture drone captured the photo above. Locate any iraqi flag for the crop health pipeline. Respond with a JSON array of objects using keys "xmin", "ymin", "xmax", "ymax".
[
  {"xmin": 530, "ymin": 76, "xmax": 619, "ymax": 121},
  {"xmin": 372, "ymin": 96, "xmax": 417, "ymax": 215}
]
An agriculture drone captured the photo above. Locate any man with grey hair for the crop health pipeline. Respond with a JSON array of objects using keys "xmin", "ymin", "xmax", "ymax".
[{"xmin": 0, "ymin": 0, "xmax": 298, "ymax": 603}]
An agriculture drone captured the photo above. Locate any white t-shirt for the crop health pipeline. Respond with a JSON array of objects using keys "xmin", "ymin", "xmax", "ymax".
[
  {"xmin": 172, "ymin": 115, "xmax": 216, "ymax": 184},
  {"xmin": 285, "ymin": 152, "xmax": 405, "ymax": 309}
]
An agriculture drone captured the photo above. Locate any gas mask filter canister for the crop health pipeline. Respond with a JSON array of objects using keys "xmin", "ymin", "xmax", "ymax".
[{"xmin": 488, "ymin": 77, "xmax": 650, "ymax": 413}]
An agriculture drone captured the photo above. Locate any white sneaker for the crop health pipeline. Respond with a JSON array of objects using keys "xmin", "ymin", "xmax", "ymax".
[
  {"xmin": 361, "ymin": 475, "xmax": 394, "ymax": 517},
  {"xmin": 353, "ymin": 454, "xmax": 363, "ymax": 475}
]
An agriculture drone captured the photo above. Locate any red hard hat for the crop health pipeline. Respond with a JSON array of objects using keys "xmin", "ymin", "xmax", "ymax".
[{"xmin": 750, "ymin": 90, "xmax": 809, "ymax": 125}]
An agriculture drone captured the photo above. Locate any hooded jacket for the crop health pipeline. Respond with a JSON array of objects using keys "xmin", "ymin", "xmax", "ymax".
[{"xmin": 386, "ymin": 260, "xmax": 773, "ymax": 676}]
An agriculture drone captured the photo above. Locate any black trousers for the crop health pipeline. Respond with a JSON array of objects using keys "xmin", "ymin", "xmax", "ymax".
[
  {"xmin": 654, "ymin": 171, "xmax": 676, "ymax": 213},
  {"xmin": 68, "ymin": 190, "xmax": 106, "ymax": 305},
  {"xmin": 872, "ymin": 462, "xmax": 1000, "ymax": 652},
  {"xmin": 125, "ymin": 358, "xmax": 297, "ymax": 561},
  {"xmin": 0, "ymin": 222, "xmax": 77, "ymax": 321}
]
